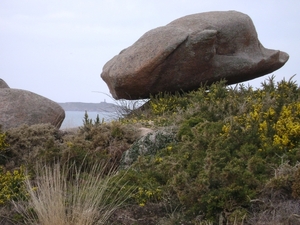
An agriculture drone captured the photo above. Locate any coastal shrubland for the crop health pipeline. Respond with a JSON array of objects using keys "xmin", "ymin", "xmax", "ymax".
[{"xmin": 1, "ymin": 76, "xmax": 300, "ymax": 224}]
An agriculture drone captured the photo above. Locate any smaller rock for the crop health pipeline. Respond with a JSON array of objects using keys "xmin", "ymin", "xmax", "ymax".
[
  {"xmin": 137, "ymin": 127, "xmax": 153, "ymax": 138},
  {"xmin": 0, "ymin": 79, "xmax": 9, "ymax": 88},
  {"xmin": 120, "ymin": 129, "xmax": 176, "ymax": 169},
  {"xmin": 0, "ymin": 88, "xmax": 65, "ymax": 130}
]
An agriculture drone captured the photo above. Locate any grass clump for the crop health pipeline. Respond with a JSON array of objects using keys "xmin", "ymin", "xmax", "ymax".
[
  {"xmin": 0, "ymin": 120, "xmax": 139, "ymax": 224},
  {"xmin": 14, "ymin": 161, "xmax": 132, "ymax": 225}
]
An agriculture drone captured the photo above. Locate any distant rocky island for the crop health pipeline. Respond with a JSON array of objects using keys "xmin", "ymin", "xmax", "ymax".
[{"xmin": 58, "ymin": 101, "xmax": 118, "ymax": 112}]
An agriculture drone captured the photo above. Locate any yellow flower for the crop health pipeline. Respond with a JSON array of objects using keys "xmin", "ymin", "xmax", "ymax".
[
  {"xmin": 167, "ymin": 146, "xmax": 172, "ymax": 151},
  {"xmin": 146, "ymin": 190, "xmax": 153, "ymax": 197},
  {"xmin": 259, "ymin": 121, "xmax": 267, "ymax": 133},
  {"xmin": 66, "ymin": 141, "xmax": 73, "ymax": 147},
  {"xmin": 155, "ymin": 157, "xmax": 163, "ymax": 163}
]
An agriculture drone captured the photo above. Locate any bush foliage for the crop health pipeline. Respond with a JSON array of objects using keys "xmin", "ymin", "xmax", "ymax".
[
  {"xmin": 1, "ymin": 76, "xmax": 300, "ymax": 224},
  {"xmin": 115, "ymin": 76, "xmax": 300, "ymax": 224}
]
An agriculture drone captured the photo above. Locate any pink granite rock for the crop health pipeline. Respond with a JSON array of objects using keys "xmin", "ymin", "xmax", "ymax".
[
  {"xmin": 0, "ymin": 87, "xmax": 65, "ymax": 130},
  {"xmin": 0, "ymin": 79, "xmax": 9, "ymax": 88},
  {"xmin": 101, "ymin": 11, "xmax": 289, "ymax": 100}
]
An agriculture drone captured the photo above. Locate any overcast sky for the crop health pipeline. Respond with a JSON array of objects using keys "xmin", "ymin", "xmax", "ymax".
[{"xmin": 1, "ymin": 0, "xmax": 299, "ymax": 103}]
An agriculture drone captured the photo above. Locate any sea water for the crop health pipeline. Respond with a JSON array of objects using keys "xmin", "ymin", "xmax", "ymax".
[{"xmin": 60, "ymin": 111, "xmax": 118, "ymax": 129}]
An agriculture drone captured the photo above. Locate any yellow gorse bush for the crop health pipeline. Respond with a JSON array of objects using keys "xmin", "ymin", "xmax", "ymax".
[
  {"xmin": 0, "ymin": 166, "xmax": 27, "ymax": 205},
  {"xmin": 0, "ymin": 76, "xmax": 299, "ymax": 224},
  {"xmin": 222, "ymin": 77, "xmax": 300, "ymax": 152},
  {"xmin": 0, "ymin": 129, "xmax": 27, "ymax": 205},
  {"xmin": 273, "ymin": 102, "xmax": 300, "ymax": 149},
  {"xmin": 0, "ymin": 132, "xmax": 8, "ymax": 152},
  {"xmin": 150, "ymin": 94, "xmax": 178, "ymax": 115},
  {"xmin": 150, "ymin": 92, "xmax": 188, "ymax": 116},
  {"xmin": 134, "ymin": 186, "xmax": 162, "ymax": 206}
]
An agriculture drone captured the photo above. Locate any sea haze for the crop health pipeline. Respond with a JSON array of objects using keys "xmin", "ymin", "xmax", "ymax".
[
  {"xmin": 61, "ymin": 111, "xmax": 117, "ymax": 129},
  {"xmin": 58, "ymin": 102, "xmax": 119, "ymax": 129},
  {"xmin": 58, "ymin": 101, "xmax": 118, "ymax": 112}
]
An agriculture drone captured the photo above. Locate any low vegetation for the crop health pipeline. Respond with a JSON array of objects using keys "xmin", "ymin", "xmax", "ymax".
[
  {"xmin": 14, "ymin": 162, "xmax": 132, "ymax": 225},
  {"xmin": 0, "ymin": 76, "xmax": 300, "ymax": 224}
]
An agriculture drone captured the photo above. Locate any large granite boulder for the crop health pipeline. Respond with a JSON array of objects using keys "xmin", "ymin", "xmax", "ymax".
[
  {"xmin": 0, "ymin": 79, "xmax": 9, "ymax": 88},
  {"xmin": 0, "ymin": 81, "xmax": 65, "ymax": 130},
  {"xmin": 101, "ymin": 11, "xmax": 289, "ymax": 100}
]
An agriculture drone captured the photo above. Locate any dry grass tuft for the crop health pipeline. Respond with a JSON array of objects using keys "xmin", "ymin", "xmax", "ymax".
[{"xmin": 14, "ymin": 161, "xmax": 131, "ymax": 225}]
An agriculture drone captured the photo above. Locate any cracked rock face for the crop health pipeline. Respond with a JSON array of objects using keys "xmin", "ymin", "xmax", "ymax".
[{"xmin": 101, "ymin": 11, "xmax": 289, "ymax": 100}]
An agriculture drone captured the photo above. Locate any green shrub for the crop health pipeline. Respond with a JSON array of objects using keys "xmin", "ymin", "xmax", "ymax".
[
  {"xmin": 112, "ymin": 76, "xmax": 300, "ymax": 223},
  {"xmin": 2, "ymin": 76, "xmax": 300, "ymax": 224},
  {"xmin": 0, "ymin": 129, "xmax": 8, "ymax": 152},
  {"xmin": 3, "ymin": 119, "xmax": 139, "ymax": 172},
  {"xmin": 292, "ymin": 166, "xmax": 300, "ymax": 198},
  {"xmin": 0, "ymin": 128, "xmax": 27, "ymax": 206},
  {"xmin": 4, "ymin": 124, "xmax": 64, "ymax": 170},
  {"xmin": 150, "ymin": 91, "xmax": 188, "ymax": 116},
  {"xmin": 73, "ymin": 120, "xmax": 139, "ymax": 169},
  {"xmin": 0, "ymin": 166, "xmax": 27, "ymax": 205}
]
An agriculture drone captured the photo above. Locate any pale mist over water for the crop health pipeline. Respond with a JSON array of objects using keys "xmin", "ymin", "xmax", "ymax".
[{"xmin": 61, "ymin": 111, "xmax": 118, "ymax": 129}]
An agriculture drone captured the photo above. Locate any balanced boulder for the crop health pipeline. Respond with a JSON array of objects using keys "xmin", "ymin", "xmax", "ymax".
[
  {"xmin": 0, "ymin": 79, "xmax": 9, "ymax": 88},
  {"xmin": 0, "ymin": 81, "xmax": 65, "ymax": 130},
  {"xmin": 101, "ymin": 10, "xmax": 289, "ymax": 100}
]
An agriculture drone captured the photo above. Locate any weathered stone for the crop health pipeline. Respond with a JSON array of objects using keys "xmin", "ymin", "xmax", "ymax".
[
  {"xmin": 120, "ymin": 129, "xmax": 176, "ymax": 169},
  {"xmin": 0, "ymin": 88, "xmax": 65, "ymax": 130},
  {"xmin": 0, "ymin": 79, "xmax": 9, "ymax": 88},
  {"xmin": 101, "ymin": 11, "xmax": 289, "ymax": 100}
]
